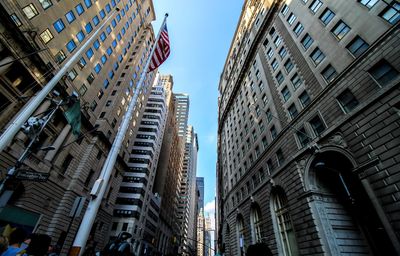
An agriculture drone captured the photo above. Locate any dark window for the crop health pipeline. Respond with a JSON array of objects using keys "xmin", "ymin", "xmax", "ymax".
[
  {"xmin": 270, "ymin": 126, "xmax": 277, "ymax": 140},
  {"xmin": 111, "ymin": 222, "xmax": 118, "ymax": 231},
  {"xmin": 281, "ymin": 4, "xmax": 289, "ymax": 15},
  {"xmin": 299, "ymin": 91, "xmax": 311, "ymax": 107},
  {"xmin": 310, "ymin": 47, "xmax": 325, "ymax": 65},
  {"xmin": 10, "ymin": 14, "xmax": 22, "ymax": 26},
  {"xmin": 301, "ymin": 33, "xmax": 314, "ymax": 50},
  {"xmin": 267, "ymin": 159, "xmax": 273, "ymax": 174},
  {"xmin": 379, "ymin": 1, "xmax": 400, "ymax": 24},
  {"xmin": 347, "ymin": 36, "xmax": 369, "ymax": 57},
  {"xmin": 284, "ymin": 58, "xmax": 294, "ymax": 73},
  {"xmin": 321, "ymin": 64, "xmax": 338, "ymax": 82},
  {"xmin": 84, "ymin": 169, "xmax": 95, "ymax": 187},
  {"xmin": 276, "ymin": 149, "xmax": 285, "ymax": 166},
  {"xmin": 293, "ymin": 22, "xmax": 304, "ymax": 36},
  {"xmin": 296, "ymin": 127, "xmax": 310, "ymax": 147},
  {"xmin": 266, "ymin": 109, "xmax": 273, "ymax": 123},
  {"xmin": 369, "ymin": 59, "xmax": 399, "ymax": 86},
  {"xmin": 319, "ymin": 8, "xmax": 335, "ymax": 25},
  {"xmin": 288, "ymin": 103, "xmax": 298, "ymax": 119},
  {"xmin": 87, "ymin": 73, "xmax": 95, "ymax": 84},
  {"xmin": 331, "ymin": 20, "xmax": 351, "ymax": 40},
  {"xmin": 310, "ymin": 115, "xmax": 326, "ymax": 136},
  {"xmin": 337, "ymin": 89, "xmax": 359, "ymax": 113},
  {"xmin": 281, "ymin": 86, "xmax": 291, "ymax": 101},
  {"xmin": 291, "ymin": 73, "xmax": 302, "ymax": 89},
  {"xmin": 276, "ymin": 72, "xmax": 284, "ymax": 85},
  {"xmin": 61, "ymin": 154, "xmax": 73, "ymax": 173},
  {"xmin": 90, "ymin": 100, "xmax": 97, "ymax": 111},
  {"xmin": 358, "ymin": 0, "xmax": 379, "ymax": 9}
]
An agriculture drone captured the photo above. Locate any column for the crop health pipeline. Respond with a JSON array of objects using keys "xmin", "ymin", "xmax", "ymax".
[{"xmin": 44, "ymin": 124, "xmax": 71, "ymax": 162}]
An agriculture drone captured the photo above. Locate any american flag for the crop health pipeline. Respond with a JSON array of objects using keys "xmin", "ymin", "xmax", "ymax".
[{"xmin": 148, "ymin": 23, "xmax": 170, "ymax": 72}]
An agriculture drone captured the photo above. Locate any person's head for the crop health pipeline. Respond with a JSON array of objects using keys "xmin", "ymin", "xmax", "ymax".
[
  {"xmin": 246, "ymin": 243, "xmax": 273, "ymax": 256},
  {"xmin": 9, "ymin": 228, "xmax": 26, "ymax": 246},
  {"xmin": 0, "ymin": 236, "xmax": 9, "ymax": 253},
  {"xmin": 26, "ymin": 234, "xmax": 51, "ymax": 256}
]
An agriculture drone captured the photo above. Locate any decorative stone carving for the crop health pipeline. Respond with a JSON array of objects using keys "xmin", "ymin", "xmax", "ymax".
[{"xmin": 328, "ymin": 133, "xmax": 348, "ymax": 148}]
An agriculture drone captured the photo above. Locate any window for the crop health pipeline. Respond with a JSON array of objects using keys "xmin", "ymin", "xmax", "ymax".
[
  {"xmin": 284, "ymin": 59, "xmax": 294, "ymax": 73},
  {"xmin": 112, "ymin": 19, "xmax": 117, "ymax": 28},
  {"xmin": 68, "ymin": 69, "xmax": 78, "ymax": 81},
  {"xmin": 98, "ymin": 89, "xmax": 104, "ymax": 99},
  {"xmin": 84, "ymin": 169, "xmax": 95, "ymax": 186},
  {"xmin": 76, "ymin": 31, "xmax": 85, "ymax": 42},
  {"xmin": 281, "ymin": 4, "xmax": 289, "ymax": 15},
  {"xmin": 309, "ymin": 0, "xmax": 323, "ymax": 14},
  {"xmin": 75, "ymin": 3, "xmax": 85, "ymax": 15},
  {"xmin": 310, "ymin": 47, "xmax": 325, "ymax": 66},
  {"xmin": 293, "ymin": 23, "xmax": 304, "ymax": 36},
  {"xmin": 38, "ymin": 0, "xmax": 52, "ymax": 9},
  {"xmin": 270, "ymin": 126, "xmax": 277, "ymax": 140},
  {"xmin": 296, "ymin": 127, "xmax": 310, "ymax": 147},
  {"xmin": 66, "ymin": 40, "xmax": 77, "ymax": 53},
  {"xmin": 274, "ymin": 36, "xmax": 282, "ymax": 47},
  {"xmin": 107, "ymin": 47, "xmax": 113, "ymax": 56},
  {"xmin": 94, "ymin": 63, "xmax": 101, "ymax": 74},
  {"xmin": 93, "ymin": 15, "xmax": 100, "ymax": 26},
  {"xmin": 93, "ymin": 39, "xmax": 100, "ymax": 50},
  {"xmin": 101, "ymin": 55, "xmax": 107, "ymax": 64},
  {"xmin": 299, "ymin": 91, "xmax": 311, "ymax": 107},
  {"xmin": 271, "ymin": 59, "xmax": 279, "ymax": 71},
  {"xmin": 106, "ymin": 25, "xmax": 112, "ymax": 34},
  {"xmin": 276, "ymin": 72, "xmax": 284, "ymax": 85},
  {"xmin": 369, "ymin": 59, "xmax": 399, "ymax": 86},
  {"xmin": 40, "ymin": 29, "xmax": 53, "ymax": 44},
  {"xmin": 54, "ymin": 50, "xmax": 66, "ymax": 64},
  {"xmin": 251, "ymin": 206, "xmax": 263, "ymax": 243},
  {"xmin": 87, "ymin": 73, "xmax": 95, "ymax": 84},
  {"xmin": 288, "ymin": 103, "xmax": 298, "ymax": 119},
  {"xmin": 65, "ymin": 11, "xmax": 76, "ymax": 23},
  {"xmin": 100, "ymin": 32, "xmax": 107, "ymax": 42},
  {"xmin": 262, "ymin": 136, "xmax": 268, "ymax": 149},
  {"xmin": 237, "ymin": 216, "xmax": 245, "ymax": 254},
  {"xmin": 267, "ymin": 48, "xmax": 274, "ymax": 59},
  {"xmin": 86, "ymin": 48, "xmax": 94, "ymax": 59},
  {"xmin": 90, "ymin": 100, "xmax": 97, "ymax": 111},
  {"xmin": 319, "ymin": 8, "xmax": 335, "ymax": 25},
  {"xmin": 100, "ymin": 9, "xmax": 106, "ymax": 19},
  {"xmin": 53, "ymin": 19, "xmax": 65, "ymax": 33},
  {"xmin": 85, "ymin": 22, "xmax": 93, "ymax": 33},
  {"xmin": 276, "ymin": 149, "xmax": 285, "ymax": 165},
  {"xmin": 105, "ymin": 3, "xmax": 111, "ymax": 13},
  {"xmin": 22, "ymin": 4, "xmax": 39, "ymax": 19},
  {"xmin": 61, "ymin": 154, "xmax": 73, "ymax": 173},
  {"xmin": 301, "ymin": 33, "xmax": 314, "ymax": 50},
  {"xmin": 112, "ymin": 40, "xmax": 117, "ymax": 48},
  {"xmin": 309, "ymin": 115, "xmax": 326, "ymax": 136},
  {"xmin": 287, "ymin": 13, "xmax": 296, "ymax": 25},
  {"xmin": 278, "ymin": 47, "xmax": 287, "ymax": 59},
  {"xmin": 321, "ymin": 64, "xmax": 337, "ymax": 82},
  {"xmin": 272, "ymin": 189, "xmax": 299, "ymax": 256},
  {"xmin": 84, "ymin": 0, "xmax": 92, "ymax": 8},
  {"xmin": 266, "ymin": 109, "xmax": 273, "ymax": 123},
  {"xmin": 346, "ymin": 36, "xmax": 369, "ymax": 57},
  {"xmin": 331, "ymin": 20, "xmax": 351, "ymax": 40},
  {"xmin": 337, "ymin": 89, "xmax": 359, "ymax": 113},
  {"xmin": 104, "ymin": 79, "xmax": 110, "ymax": 89},
  {"xmin": 78, "ymin": 57, "xmax": 86, "ymax": 69},
  {"xmin": 79, "ymin": 84, "xmax": 87, "ymax": 96},
  {"xmin": 10, "ymin": 14, "xmax": 22, "ymax": 27},
  {"xmin": 379, "ymin": 1, "xmax": 400, "ymax": 24},
  {"xmin": 358, "ymin": 0, "xmax": 379, "ymax": 8},
  {"xmin": 291, "ymin": 73, "xmax": 302, "ymax": 90},
  {"xmin": 262, "ymin": 94, "xmax": 268, "ymax": 106},
  {"xmin": 281, "ymin": 86, "xmax": 291, "ymax": 102}
]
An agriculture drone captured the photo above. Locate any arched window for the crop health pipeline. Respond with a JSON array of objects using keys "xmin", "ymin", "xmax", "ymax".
[
  {"xmin": 250, "ymin": 204, "xmax": 262, "ymax": 243},
  {"xmin": 236, "ymin": 215, "xmax": 245, "ymax": 254},
  {"xmin": 271, "ymin": 188, "xmax": 298, "ymax": 256}
]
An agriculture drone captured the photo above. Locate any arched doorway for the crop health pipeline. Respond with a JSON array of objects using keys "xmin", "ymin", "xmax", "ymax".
[{"xmin": 309, "ymin": 150, "xmax": 396, "ymax": 255}]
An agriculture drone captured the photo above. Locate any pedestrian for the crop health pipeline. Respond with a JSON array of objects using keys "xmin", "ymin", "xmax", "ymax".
[
  {"xmin": 24, "ymin": 234, "xmax": 51, "ymax": 256},
  {"xmin": 1, "ymin": 228, "xmax": 26, "ymax": 256},
  {"xmin": 0, "ymin": 236, "xmax": 8, "ymax": 255},
  {"xmin": 246, "ymin": 243, "xmax": 273, "ymax": 256}
]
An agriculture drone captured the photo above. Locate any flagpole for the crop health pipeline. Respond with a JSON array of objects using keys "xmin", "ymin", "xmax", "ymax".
[
  {"xmin": 70, "ymin": 13, "xmax": 169, "ymax": 256},
  {"xmin": 0, "ymin": 9, "xmax": 120, "ymax": 153}
]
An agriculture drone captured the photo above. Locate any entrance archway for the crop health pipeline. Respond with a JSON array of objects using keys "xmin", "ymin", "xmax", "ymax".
[{"xmin": 308, "ymin": 150, "xmax": 396, "ymax": 255}]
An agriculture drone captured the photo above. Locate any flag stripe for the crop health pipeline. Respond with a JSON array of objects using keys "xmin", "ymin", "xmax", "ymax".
[{"xmin": 148, "ymin": 23, "xmax": 170, "ymax": 72}]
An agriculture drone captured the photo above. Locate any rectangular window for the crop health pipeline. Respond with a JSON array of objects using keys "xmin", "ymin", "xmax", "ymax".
[
  {"xmin": 281, "ymin": 4, "xmax": 289, "ymax": 15},
  {"xmin": 291, "ymin": 73, "xmax": 302, "ymax": 89},
  {"xmin": 68, "ymin": 68, "xmax": 78, "ymax": 81},
  {"xmin": 40, "ymin": 29, "xmax": 53, "ymax": 44},
  {"xmin": 53, "ymin": 19, "xmax": 65, "ymax": 33},
  {"xmin": 93, "ymin": 39, "xmax": 100, "ymax": 50},
  {"xmin": 85, "ymin": 48, "xmax": 94, "ymax": 59},
  {"xmin": 93, "ymin": 15, "xmax": 100, "ymax": 26},
  {"xmin": 293, "ymin": 22, "xmax": 304, "ymax": 36},
  {"xmin": 54, "ymin": 50, "xmax": 66, "ymax": 64},
  {"xmin": 346, "ymin": 36, "xmax": 369, "ymax": 57},
  {"xmin": 270, "ymin": 126, "xmax": 277, "ymax": 140},
  {"xmin": 75, "ymin": 3, "xmax": 85, "ymax": 15},
  {"xmin": 321, "ymin": 64, "xmax": 338, "ymax": 82},
  {"xmin": 287, "ymin": 13, "xmax": 297, "ymax": 25},
  {"xmin": 79, "ymin": 84, "xmax": 87, "ymax": 96},
  {"xmin": 274, "ymin": 36, "xmax": 282, "ymax": 47},
  {"xmin": 369, "ymin": 59, "xmax": 399, "ymax": 86},
  {"xmin": 22, "ymin": 4, "xmax": 39, "ymax": 19},
  {"xmin": 301, "ymin": 33, "xmax": 314, "ymax": 50},
  {"xmin": 276, "ymin": 149, "xmax": 285, "ymax": 166},
  {"xmin": 262, "ymin": 94, "xmax": 268, "ymax": 106},
  {"xmin": 267, "ymin": 48, "xmax": 274, "ymax": 59},
  {"xmin": 278, "ymin": 47, "xmax": 287, "ymax": 59},
  {"xmin": 94, "ymin": 63, "xmax": 101, "ymax": 74},
  {"xmin": 76, "ymin": 31, "xmax": 85, "ymax": 42},
  {"xmin": 84, "ymin": 169, "xmax": 95, "ymax": 186},
  {"xmin": 271, "ymin": 59, "xmax": 279, "ymax": 71},
  {"xmin": 309, "ymin": 0, "xmax": 323, "ymax": 14},
  {"xmin": 276, "ymin": 72, "xmax": 284, "ymax": 85},
  {"xmin": 309, "ymin": 115, "xmax": 326, "ymax": 136},
  {"xmin": 85, "ymin": 22, "xmax": 93, "ymax": 33},
  {"xmin": 10, "ymin": 14, "xmax": 22, "ymax": 27},
  {"xmin": 284, "ymin": 59, "xmax": 294, "ymax": 73},
  {"xmin": 288, "ymin": 103, "xmax": 298, "ymax": 119},
  {"xmin": 319, "ymin": 8, "xmax": 335, "ymax": 25},
  {"xmin": 296, "ymin": 127, "xmax": 310, "ymax": 147},
  {"xmin": 358, "ymin": 0, "xmax": 379, "ymax": 8},
  {"xmin": 66, "ymin": 40, "xmax": 77, "ymax": 53},
  {"xmin": 379, "ymin": 1, "xmax": 400, "ymax": 24},
  {"xmin": 90, "ymin": 100, "xmax": 97, "ymax": 111},
  {"xmin": 38, "ymin": 0, "xmax": 52, "ymax": 9},
  {"xmin": 84, "ymin": 0, "xmax": 92, "ymax": 8},
  {"xmin": 106, "ymin": 3, "xmax": 111, "ymax": 13},
  {"xmin": 101, "ymin": 55, "xmax": 107, "ymax": 64},
  {"xmin": 100, "ymin": 9, "xmax": 106, "ymax": 19},
  {"xmin": 337, "ymin": 89, "xmax": 359, "ymax": 113},
  {"xmin": 331, "ymin": 20, "xmax": 351, "ymax": 40},
  {"xmin": 266, "ymin": 109, "xmax": 273, "ymax": 123},
  {"xmin": 65, "ymin": 11, "xmax": 76, "ymax": 23},
  {"xmin": 87, "ymin": 73, "xmax": 95, "ymax": 84},
  {"xmin": 299, "ymin": 90, "xmax": 311, "ymax": 107},
  {"xmin": 281, "ymin": 86, "xmax": 291, "ymax": 101},
  {"xmin": 310, "ymin": 47, "xmax": 325, "ymax": 66},
  {"xmin": 266, "ymin": 159, "xmax": 273, "ymax": 175},
  {"xmin": 78, "ymin": 57, "xmax": 86, "ymax": 69},
  {"xmin": 262, "ymin": 136, "xmax": 268, "ymax": 149},
  {"xmin": 100, "ymin": 32, "xmax": 107, "ymax": 42},
  {"xmin": 106, "ymin": 25, "xmax": 112, "ymax": 34}
]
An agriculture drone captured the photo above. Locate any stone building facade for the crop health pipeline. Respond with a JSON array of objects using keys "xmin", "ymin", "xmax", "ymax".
[{"xmin": 217, "ymin": 0, "xmax": 400, "ymax": 255}]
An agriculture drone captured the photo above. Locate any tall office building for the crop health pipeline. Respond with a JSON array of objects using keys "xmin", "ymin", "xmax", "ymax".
[
  {"xmin": 196, "ymin": 177, "xmax": 205, "ymax": 256},
  {"xmin": 0, "ymin": 0, "xmax": 157, "ymax": 253},
  {"xmin": 217, "ymin": 0, "xmax": 400, "ymax": 255},
  {"xmin": 153, "ymin": 74, "xmax": 184, "ymax": 255},
  {"xmin": 174, "ymin": 93, "xmax": 190, "ymax": 138},
  {"xmin": 196, "ymin": 177, "xmax": 205, "ymax": 214}
]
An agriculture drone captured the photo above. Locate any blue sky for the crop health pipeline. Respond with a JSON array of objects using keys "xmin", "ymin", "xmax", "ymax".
[{"xmin": 152, "ymin": 1, "xmax": 243, "ymax": 212}]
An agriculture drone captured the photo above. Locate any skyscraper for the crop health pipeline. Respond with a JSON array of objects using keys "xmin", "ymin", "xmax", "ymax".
[
  {"xmin": 174, "ymin": 93, "xmax": 190, "ymax": 138},
  {"xmin": 217, "ymin": 0, "xmax": 400, "ymax": 255},
  {"xmin": 196, "ymin": 177, "xmax": 205, "ymax": 256}
]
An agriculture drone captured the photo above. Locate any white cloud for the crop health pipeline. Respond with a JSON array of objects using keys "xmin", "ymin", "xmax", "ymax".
[{"xmin": 204, "ymin": 200, "xmax": 215, "ymax": 215}]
